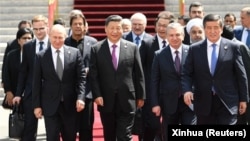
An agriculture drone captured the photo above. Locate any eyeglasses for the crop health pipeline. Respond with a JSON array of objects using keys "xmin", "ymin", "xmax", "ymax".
[
  {"xmin": 21, "ymin": 37, "xmax": 32, "ymax": 40},
  {"xmin": 33, "ymin": 27, "xmax": 45, "ymax": 31}
]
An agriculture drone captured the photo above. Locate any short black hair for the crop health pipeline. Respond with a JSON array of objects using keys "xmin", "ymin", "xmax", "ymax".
[
  {"xmin": 53, "ymin": 18, "xmax": 66, "ymax": 26},
  {"xmin": 105, "ymin": 15, "xmax": 123, "ymax": 26}
]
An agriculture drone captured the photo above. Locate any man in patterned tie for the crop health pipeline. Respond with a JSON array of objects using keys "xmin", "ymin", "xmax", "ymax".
[
  {"xmin": 90, "ymin": 15, "xmax": 145, "ymax": 141},
  {"xmin": 151, "ymin": 23, "xmax": 196, "ymax": 141}
]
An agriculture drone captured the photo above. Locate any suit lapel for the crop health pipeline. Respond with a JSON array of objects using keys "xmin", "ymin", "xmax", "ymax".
[
  {"xmin": 214, "ymin": 38, "xmax": 228, "ymax": 75},
  {"xmin": 102, "ymin": 39, "xmax": 115, "ymax": 70},
  {"xmin": 117, "ymin": 40, "xmax": 128, "ymax": 71},
  {"xmin": 164, "ymin": 46, "xmax": 176, "ymax": 72}
]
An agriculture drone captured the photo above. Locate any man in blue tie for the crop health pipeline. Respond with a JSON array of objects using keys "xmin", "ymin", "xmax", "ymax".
[{"xmin": 182, "ymin": 14, "xmax": 248, "ymax": 125}]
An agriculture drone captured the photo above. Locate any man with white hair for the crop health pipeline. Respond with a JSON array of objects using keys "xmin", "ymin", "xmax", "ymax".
[{"xmin": 186, "ymin": 18, "xmax": 205, "ymax": 44}]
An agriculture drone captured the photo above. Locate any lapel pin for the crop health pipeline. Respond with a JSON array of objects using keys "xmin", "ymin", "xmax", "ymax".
[
  {"xmin": 224, "ymin": 46, "xmax": 228, "ymax": 50},
  {"xmin": 184, "ymin": 49, "xmax": 188, "ymax": 52}
]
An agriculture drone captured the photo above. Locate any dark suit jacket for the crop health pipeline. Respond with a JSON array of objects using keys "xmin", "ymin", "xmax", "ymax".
[
  {"xmin": 234, "ymin": 26, "xmax": 244, "ymax": 41},
  {"xmin": 2, "ymin": 39, "xmax": 20, "ymax": 84},
  {"xmin": 151, "ymin": 45, "xmax": 189, "ymax": 114},
  {"xmin": 4, "ymin": 48, "xmax": 21, "ymax": 94},
  {"xmin": 32, "ymin": 45, "xmax": 86, "ymax": 116},
  {"xmin": 16, "ymin": 39, "xmax": 50, "ymax": 100},
  {"xmin": 65, "ymin": 35, "xmax": 98, "ymax": 98},
  {"xmin": 122, "ymin": 31, "xmax": 153, "ymax": 102},
  {"xmin": 183, "ymin": 27, "xmax": 191, "ymax": 45},
  {"xmin": 182, "ymin": 38, "xmax": 249, "ymax": 115},
  {"xmin": 90, "ymin": 39, "xmax": 146, "ymax": 113}
]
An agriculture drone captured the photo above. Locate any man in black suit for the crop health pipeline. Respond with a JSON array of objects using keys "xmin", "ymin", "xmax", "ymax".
[
  {"xmin": 1, "ymin": 20, "xmax": 31, "ymax": 88},
  {"xmin": 183, "ymin": 1, "xmax": 204, "ymax": 45},
  {"xmin": 143, "ymin": 11, "xmax": 175, "ymax": 141},
  {"xmin": 90, "ymin": 15, "xmax": 145, "ymax": 141},
  {"xmin": 32, "ymin": 24, "xmax": 86, "ymax": 141},
  {"xmin": 64, "ymin": 11, "xmax": 97, "ymax": 141},
  {"xmin": 13, "ymin": 15, "xmax": 49, "ymax": 141},
  {"xmin": 151, "ymin": 23, "xmax": 196, "ymax": 141},
  {"xmin": 182, "ymin": 14, "xmax": 248, "ymax": 125},
  {"xmin": 122, "ymin": 12, "xmax": 155, "ymax": 141}
]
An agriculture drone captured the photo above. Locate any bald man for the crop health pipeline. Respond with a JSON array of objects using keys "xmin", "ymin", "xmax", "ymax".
[{"xmin": 32, "ymin": 24, "xmax": 86, "ymax": 141}]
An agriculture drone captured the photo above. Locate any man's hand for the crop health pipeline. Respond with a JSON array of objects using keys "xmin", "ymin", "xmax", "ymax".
[
  {"xmin": 94, "ymin": 97, "xmax": 104, "ymax": 106},
  {"xmin": 34, "ymin": 108, "xmax": 43, "ymax": 119},
  {"xmin": 183, "ymin": 91, "xmax": 194, "ymax": 106},
  {"xmin": 76, "ymin": 100, "xmax": 85, "ymax": 112},
  {"xmin": 137, "ymin": 99, "xmax": 144, "ymax": 108},
  {"xmin": 152, "ymin": 106, "xmax": 161, "ymax": 116},
  {"xmin": 12, "ymin": 96, "xmax": 21, "ymax": 105},
  {"xmin": 5, "ymin": 91, "xmax": 14, "ymax": 106},
  {"xmin": 239, "ymin": 102, "xmax": 247, "ymax": 115}
]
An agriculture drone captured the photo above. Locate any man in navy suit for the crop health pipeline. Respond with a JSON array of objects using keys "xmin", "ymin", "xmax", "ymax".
[
  {"xmin": 64, "ymin": 11, "xmax": 98, "ymax": 141},
  {"xmin": 32, "ymin": 24, "xmax": 86, "ymax": 141},
  {"xmin": 151, "ymin": 23, "xmax": 196, "ymax": 141},
  {"xmin": 13, "ymin": 15, "xmax": 49, "ymax": 141},
  {"xmin": 182, "ymin": 14, "xmax": 248, "ymax": 125},
  {"xmin": 234, "ymin": 7, "xmax": 250, "ymax": 48},
  {"xmin": 90, "ymin": 15, "xmax": 145, "ymax": 141}
]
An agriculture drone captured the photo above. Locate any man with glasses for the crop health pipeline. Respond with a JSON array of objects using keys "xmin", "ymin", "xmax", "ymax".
[{"xmin": 13, "ymin": 15, "xmax": 49, "ymax": 141}]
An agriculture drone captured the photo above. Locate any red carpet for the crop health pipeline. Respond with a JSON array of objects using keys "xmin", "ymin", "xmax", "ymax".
[{"xmin": 93, "ymin": 104, "xmax": 139, "ymax": 141}]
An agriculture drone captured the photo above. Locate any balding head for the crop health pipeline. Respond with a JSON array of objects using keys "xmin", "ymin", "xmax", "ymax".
[{"xmin": 49, "ymin": 24, "xmax": 67, "ymax": 49}]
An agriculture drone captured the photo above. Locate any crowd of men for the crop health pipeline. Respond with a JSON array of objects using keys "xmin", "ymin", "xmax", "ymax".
[{"xmin": 1, "ymin": 1, "xmax": 250, "ymax": 141}]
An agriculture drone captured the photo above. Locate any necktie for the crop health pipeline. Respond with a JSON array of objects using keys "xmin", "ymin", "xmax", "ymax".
[
  {"xmin": 246, "ymin": 29, "xmax": 250, "ymax": 48},
  {"xmin": 211, "ymin": 44, "xmax": 217, "ymax": 75},
  {"xmin": 39, "ymin": 41, "xmax": 44, "ymax": 51},
  {"xmin": 162, "ymin": 40, "xmax": 167, "ymax": 48},
  {"xmin": 175, "ymin": 50, "xmax": 181, "ymax": 74},
  {"xmin": 56, "ymin": 50, "xmax": 63, "ymax": 80},
  {"xmin": 111, "ymin": 44, "xmax": 118, "ymax": 70},
  {"xmin": 135, "ymin": 36, "xmax": 140, "ymax": 47}
]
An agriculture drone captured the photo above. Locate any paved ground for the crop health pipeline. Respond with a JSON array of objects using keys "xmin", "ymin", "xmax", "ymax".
[{"xmin": 0, "ymin": 98, "xmax": 47, "ymax": 141}]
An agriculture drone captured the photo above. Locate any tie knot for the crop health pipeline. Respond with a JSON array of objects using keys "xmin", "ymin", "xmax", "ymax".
[
  {"xmin": 112, "ymin": 44, "xmax": 117, "ymax": 48},
  {"xmin": 135, "ymin": 36, "xmax": 140, "ymax": 41},
  {"xmin": 175, "ymin": 50, "xmax": 179, "ymax": 54},
  {"xmin": 56, "ymin": 50, "xmax": 60, "ymax": 54},
  {"xmin": 39, "ymin": 41, "xmax": 44, "ymax": 45},
  {"xmin": 212, "ymin": 44, "xmax": 216, "ymax": 48},
  {"xmin": 162, "ymin": 40, "xmax": 166, "ymax": 44}
]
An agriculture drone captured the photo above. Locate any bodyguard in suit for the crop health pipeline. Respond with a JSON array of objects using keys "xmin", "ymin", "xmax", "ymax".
[
  {"xmin": 33, "ymin": 24, "xmax": 86, "ymax": 141},
  {"xmin": 234, "ymin": 7, "xmax": 250, "ymax": 48},
  {"xmin": 182, "ymin": 14, "xmax": 249, "ymax": 125},
  {"xmin": 143, "ymin": 11, "xmax": 175, "ymax": 141},
  {"xmin": 151, "ymin": 23, "xmax": 196, "ymax": 141},
  {"xmin": 89, "ymin": 15, "xmax": 145, "ymax": 141},
  {"xmin": 13, "ymin": 15, "xmax": 49, "ymax": 141},
  {"xmin": 64, "ymin": 11, "xmax": 97, "ymax": 141}
]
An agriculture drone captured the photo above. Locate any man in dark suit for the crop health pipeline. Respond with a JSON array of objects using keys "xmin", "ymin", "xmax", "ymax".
[
  {"xmin": 122, "ymin": 12, "xmax": 155, "ymax": 141},
  {"xmin": 142, "ymin": 11, "xmax": 175, "ymax": 141},
  {"xmin": 90, "ymin": 15, "xmax": 145, "ymax": 141},
  {"xmin": 12, "ymin": 15, "xmax": 49, "ymax": 141},
  {"xmin": 222, "ymin": 25, "xmax": 250, "ymax": 125},
  {"xmin": 151, "ymin": 23, "xmax": 196, "ymax": 141},
  {"xmin": 234, "ymin": 7, "xmax": 250, "ymax": 48},
  {"xmin": 182, "ymin": 14, "xmax": 249, "ymax": 125},
  {"xmin": 64, "ymin": 11, "xmax": 97, "ymax": 141},
  {"xmin": 183, "ymin": 1, "xmax": 204, "ymax": 45},
  {"xmin": 32, "ymin": 24, "xmax": 86, "ymax": 141}
]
